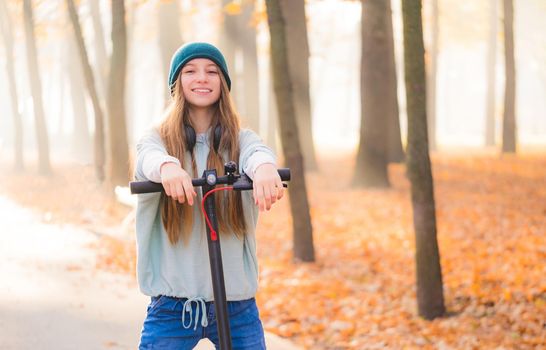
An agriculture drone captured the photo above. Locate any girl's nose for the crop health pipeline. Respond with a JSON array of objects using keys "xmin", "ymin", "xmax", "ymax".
[{"xmin": 196, "ymin": 70, "xmax": 208, "ymax": 82}]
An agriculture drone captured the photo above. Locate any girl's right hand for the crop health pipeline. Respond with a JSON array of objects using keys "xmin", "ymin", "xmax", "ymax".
[{"xmin": 160, "ymin": 162, "xmax": 197, "ymax": 205}]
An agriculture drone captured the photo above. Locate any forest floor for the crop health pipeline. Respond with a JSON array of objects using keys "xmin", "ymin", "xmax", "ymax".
[{"xmin": 1, "ymin": 151, "xmax": 545, "ymax": 350}]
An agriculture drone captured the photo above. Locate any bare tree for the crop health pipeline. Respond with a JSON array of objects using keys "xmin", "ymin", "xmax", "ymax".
[
  {"xmin": 354, "ymin": 0, "xmax": 392, "ymax": 187},
  {"xmin": 89, "ymin": 0, "xmax": 108, "ymax": 102},
  {"xmin": 402, "ymin": 0, "xmax": 445, "ymax": 320},
  {"xmin": 66, "ymin": 0, "xmax": 106, "ymax": 181},
  {"xmin": 502, "ymin": 0, "xmax": 516, "ymax": 153},
  {"xmin": 266, "ymin": 0, "xmax": 315, "ymax": 262},
  {"xmin": 219, "ymin": 0, "xmax": 260, "ymax": 131},
  {"xmin": 23, "ymin": 0, "xmax": 51, "ymax": 175},
  {"xmin": 239, "ymin": 1, "xmax": 260, "ymax": 132},
  {"xmin": 385, "ymin": 0, "xmax": 405, "ymax": 163},
  {"xmin": 107, "ymin": 0, "xmax": 130, "ymax": 187},
  {"xmin": 219, "ymin": 0, "xmax": 239, "ymax": 105},
  {"xmin": 66, "ymin": 37, "xmax": 91, "ymax": 163},
  {"xmin": 158, "ymin": 0, "xmax": 183, "ymax": 104},
  {"xmin": 266, "ymin": 64, "xmax": 279, "ymax": 152},
  {"xmin": 485, "ymin": 0, "xmax": 498, "ymax": 146},
  {"xmin": 426, "ymin": 0, "xmax": 439, "ymax": 151},
  {"xmin": 0, "ymin": 0, "xmax": 24, "ymax": 171},
  {"xmin": 279, "ymin": 0, "xmax": 318, "ymax": 171}
]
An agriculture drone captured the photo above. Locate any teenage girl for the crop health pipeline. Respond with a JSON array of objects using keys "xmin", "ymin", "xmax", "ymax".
[{"xmin": 134, "ymin": 42, "xmax": 283, "ymax": 349}]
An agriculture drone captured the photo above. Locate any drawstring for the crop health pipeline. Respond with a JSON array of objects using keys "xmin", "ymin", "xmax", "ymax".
[{"xmin": 175, "ymin": 297, "xmax": 209, "ymax": 330}]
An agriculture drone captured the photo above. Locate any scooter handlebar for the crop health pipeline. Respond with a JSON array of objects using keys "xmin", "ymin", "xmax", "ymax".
[{"xmin": 129, "ymin": 168, "xmax": 290, "ymax": 194}]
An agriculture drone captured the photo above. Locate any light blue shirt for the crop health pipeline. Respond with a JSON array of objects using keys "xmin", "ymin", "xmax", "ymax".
[{"xmin": 134, "ymin": 128, "xmax": 276, "ymax": 302}]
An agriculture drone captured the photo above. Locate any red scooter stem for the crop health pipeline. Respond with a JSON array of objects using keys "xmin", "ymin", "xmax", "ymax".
[{"xmin": 201, "ymin": 169, "xmax": 232, "ymax": 349}]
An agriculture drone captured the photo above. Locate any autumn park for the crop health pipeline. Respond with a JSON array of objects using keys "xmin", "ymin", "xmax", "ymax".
[{"xmin": 0, "ymin": 0, "xmax": 545, "ymax": 349}]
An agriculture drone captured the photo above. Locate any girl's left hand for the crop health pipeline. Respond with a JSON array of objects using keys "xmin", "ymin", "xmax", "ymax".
[{"xmin": 253, "ymin": 163, "xmax": 284, "ymax": 211}]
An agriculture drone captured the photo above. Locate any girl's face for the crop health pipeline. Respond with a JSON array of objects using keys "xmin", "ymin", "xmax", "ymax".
[{"xmin": 180, "ymin": 58, "xmax": 222, "ymax": 109}]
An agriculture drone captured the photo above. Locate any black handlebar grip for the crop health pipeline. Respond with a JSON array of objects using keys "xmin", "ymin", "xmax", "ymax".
[
  {"xmin": 130, "ymin": 181, "xmax": 164, "ymax": 194},
  {"xmin": 129, "ymin": 178, "xmax": 208, "ymax": 194},
  {"xmin": 277, "ymin": 168, "xmax": 290, "ymax": 181}
]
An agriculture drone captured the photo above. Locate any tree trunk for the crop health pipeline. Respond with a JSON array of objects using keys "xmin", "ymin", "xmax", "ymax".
[
  {"xmin": 485, "ymin": 0, "xmax": 497, "ymax": 147},
  {"xmin": 426, "ymin": 0, "xmax": 438, "ymax": 151},
  {"xmin": 89, "ymin": 0, "xmax": 108, "ymax": 102},
  {"xmin": 23, "ymin": 0, "xmax": 51, "ymax": 175},
  {"xmin": 267, "ymin": 63, "xmax": 279, "ymax": 153},
  {"xmin": 66, "ymin": 37, "xmax": 91, "ymax": 163},
  {"xmin": 219, "ymin": 1, "xmax": 262, "ymax": 133},
  {"xmin": 107, "ymin": 0, "xmax": 130, "ymax": 187},
  {"xmin": 125, "ymin": 1, "xmax": 138, "ymax": 145},
  {"xmin": 353, "ymin": 0, "xmax": 391, "ymax": 187},
  {"xmin": 158, "ymin": 0, "xmax": 183, "ymax": 104},
  {"xmin": 266, "ymin": 0, "xmax": 315, "ymax": 262},
  {"xmin": 385, "ymin": 0, "xmax": 405, "ymax": 163},
  {"xmin": 401, "ymin": 0, "xmax": 445, "ymax": 320},
  {"xmin": 279, "ymin": 0, "xmax": 317, "ymax": 171},
  {"xmin": 0, "ymin": 0, "xmax": 24, "ymax": 171},
  {"xmin": 502, "ymin": 0, "xmax": 516, "ymax": 153},
  {"xmin": 239, "ymin": 1, "xmax": 260, "ymax": 132},
  {"xmin": 220, "ymin": 0, "xmax": 239, "ymax": 108},
  {"xmin": 58, "ymin": 50, "xmax": 66, "ymax": 139},
  {"xmin": 67, "ymin": 0, "xmax": 106, "ymax": 181}
]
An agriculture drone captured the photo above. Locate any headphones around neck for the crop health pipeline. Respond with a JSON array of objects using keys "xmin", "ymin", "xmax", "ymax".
[{"xmin": 184, "ymin": 124, "xmax": 222, "ymax": 154}]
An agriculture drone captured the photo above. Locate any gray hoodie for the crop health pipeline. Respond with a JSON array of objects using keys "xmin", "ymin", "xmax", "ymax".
[{"xmin": 134, "ymin": 128, "xmax": 276, "ymax": 302}]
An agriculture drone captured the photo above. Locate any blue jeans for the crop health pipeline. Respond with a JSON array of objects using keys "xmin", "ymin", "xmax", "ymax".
[{"xmin": 139, "ymin": 295, "xmax": 266, "ymax": 349}]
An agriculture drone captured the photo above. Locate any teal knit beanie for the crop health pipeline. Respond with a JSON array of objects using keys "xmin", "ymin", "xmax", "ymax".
[{"xmin": 168, "ymin": 42, "xmax": 231, "ymax": 95}]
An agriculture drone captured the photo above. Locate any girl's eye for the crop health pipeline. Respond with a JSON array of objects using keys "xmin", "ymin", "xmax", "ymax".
[
  {"xmin": 208, "ymin": 71, "xmax": 218, "ymax": 74},
  {"xmin": 184, "ymin": 70, "xmax": 194, "ymax": 74}
]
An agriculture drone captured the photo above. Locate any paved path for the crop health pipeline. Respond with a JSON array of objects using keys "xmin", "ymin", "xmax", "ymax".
[{"xmin": 0, "ymin": 196, "xmax": 301, "ymax": 350}]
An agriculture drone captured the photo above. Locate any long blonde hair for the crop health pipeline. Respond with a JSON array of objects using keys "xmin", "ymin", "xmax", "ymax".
[{"xmin": 158, "ymin": 70, "xmax": 246, "ymax": 245}]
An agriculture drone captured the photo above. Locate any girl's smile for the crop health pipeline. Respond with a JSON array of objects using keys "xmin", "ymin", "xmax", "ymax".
[{"xmin": 192, "ymin": 88, "xmax": 213, "ymax": 94}]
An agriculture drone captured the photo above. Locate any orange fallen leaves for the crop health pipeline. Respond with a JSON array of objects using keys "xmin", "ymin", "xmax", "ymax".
[
  {"xmin": 92, "ymin": 235, "xmax": 136, "ymax": 276},
  {"xmin": 1, "ymin": 152, "xmax": 545, "ymax": 349},
  {"xmin": 255, "ymin": 153, "xmax": 546, "ymax": 349}
]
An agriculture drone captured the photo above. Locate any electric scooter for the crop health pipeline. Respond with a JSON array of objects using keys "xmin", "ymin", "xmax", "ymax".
[{"xmin": 130, "ymin": 161, "xmax": 290, "ymax": 350}]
